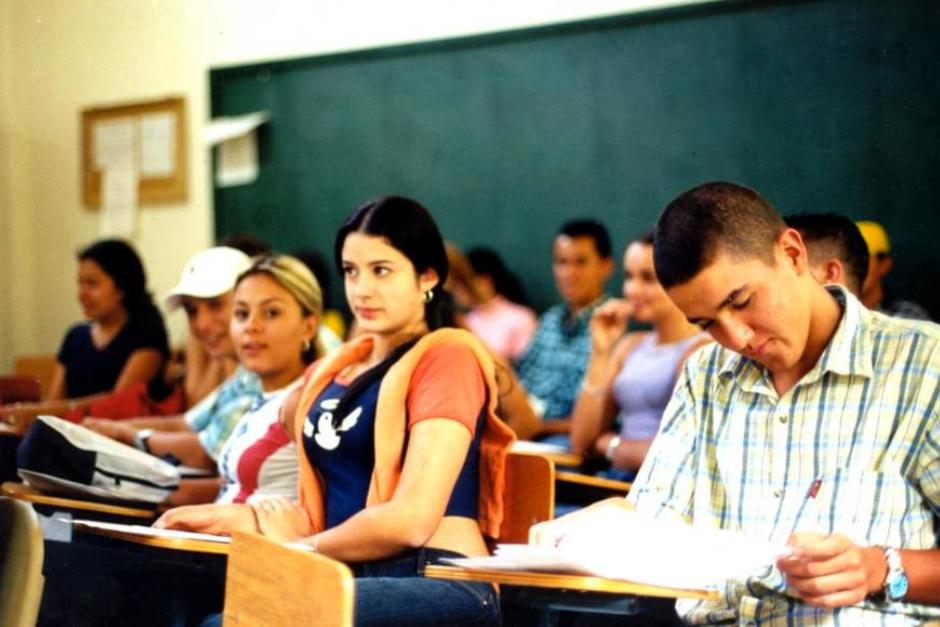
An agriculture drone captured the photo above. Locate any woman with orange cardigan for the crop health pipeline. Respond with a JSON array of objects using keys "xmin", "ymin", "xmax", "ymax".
[{"xmin": 157, "ymin": 196, "xmax": 514, "ymax": 626}]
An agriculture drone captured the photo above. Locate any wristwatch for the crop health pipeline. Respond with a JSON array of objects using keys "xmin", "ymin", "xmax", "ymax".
[
  {"xmin": 604, "ymin": 435, "xmax": 622, "ymax": 461},
  {"xmin": 880, "ymin": 547, "xmax": 909, "ymax": 603},
  {"xmin": 133, "ymin": 428, "xmax": 155, "ymax": 454}
]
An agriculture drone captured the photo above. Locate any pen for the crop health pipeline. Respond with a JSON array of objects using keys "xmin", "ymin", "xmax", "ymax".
[{"xmin": 783, "ymin": 478, "xmax": 822, "ymax": 551}]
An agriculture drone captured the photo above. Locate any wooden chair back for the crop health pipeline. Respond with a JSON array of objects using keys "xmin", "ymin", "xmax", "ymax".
[
  {"xmin": 0, "ymin": 376, "xmax": 41, "ymax": 404},
  {"xmin": 13, "ymin": 355, "xmax": 57, "ymax": 400},
  {"xmin": 0, "ymin": 497, "xmax": 45, "ymax": 627},
  {"xmin": 498, "ymin": 451, "xmax": 555, "ymax": 544},
  {"xmin": 223, "ymin": 532, "xmax": 354, "ymax": 627}
]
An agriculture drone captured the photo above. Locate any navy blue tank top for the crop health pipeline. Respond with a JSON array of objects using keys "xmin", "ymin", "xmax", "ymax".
[{"xmin": 302, "ymin": 375, "xmax": 484, "ymax": 529}]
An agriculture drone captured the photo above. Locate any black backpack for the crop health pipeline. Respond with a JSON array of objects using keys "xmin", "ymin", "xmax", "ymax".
[{"xmin": 16, "ymin": 415, "xmax": 179, "ymax": 504}]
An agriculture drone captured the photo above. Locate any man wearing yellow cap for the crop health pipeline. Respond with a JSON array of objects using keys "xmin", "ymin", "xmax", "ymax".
[{"xmin": 856, "ymin": 221, "xmax": 932, "ymax": 321}]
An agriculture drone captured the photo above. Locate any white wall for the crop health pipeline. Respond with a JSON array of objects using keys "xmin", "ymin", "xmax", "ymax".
[{"xmin": 0, "ymin": 0, "xmax": 714, "ymax": 372}]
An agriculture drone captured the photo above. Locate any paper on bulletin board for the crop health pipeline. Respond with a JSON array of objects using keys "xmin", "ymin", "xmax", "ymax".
[
  {"xmin": 139, "ymin": 112, "xmax": 176, "ymax": 177},
  {"xmin": 99, "ymin": 165, "xmax": 138, "ymax": 237},
  {"xmin": 93, "ymin": 119, "xmax": 135, "ymax": 170},
  {"xmin": 205, "ymin": 112, "xmax": 268, "ymax": 187}
]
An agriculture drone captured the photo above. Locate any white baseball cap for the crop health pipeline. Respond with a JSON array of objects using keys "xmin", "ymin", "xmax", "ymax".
[{"xmin": 164, "ymin": 246, "xmax": 252, "ymax": 310}]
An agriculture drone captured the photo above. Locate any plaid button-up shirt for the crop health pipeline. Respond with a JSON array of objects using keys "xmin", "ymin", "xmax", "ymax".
[
  {"xmin": 629, "ymin": 287, "xmax": 940, "ymax": 625},
  {"xmin": 515, "ymin": 296, "xmax": 608, "ymax": 419}
]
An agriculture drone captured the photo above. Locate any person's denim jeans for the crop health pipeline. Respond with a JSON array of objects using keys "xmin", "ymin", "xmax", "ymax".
[
  {"xmin": 198, "ymin": 547, "xmax": 499, "ymax": 627},
  {"xmin": 352, "ymin": 548, "xmax": 500, "ymax": 626}
]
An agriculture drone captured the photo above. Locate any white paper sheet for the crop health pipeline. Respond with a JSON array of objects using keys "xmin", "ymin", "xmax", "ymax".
[
  {"xmin": 71, "ymin": 519, "xmax": 315, "ymax": 552},
  {"xmin": 205, "ymin": 111, "xmax": 268, "ymax": 188},
  {"xmin": 93, "ymin": 119, "xmax": 135, "ymax": 170},
  {"xmin": 216, "ymin": 131, "xmax": 260, "ymax": 187},
  {"xmin": 99, "ymin": 165, "xmax": 138, "ymax": 237},
  {"xmin": 445, "ymin": 509, "xmax": 790, "ymax": 590},
  {"xmin": 139, "ymin": 112, "xmax": 176, "ymax": 177},
  {"xmin": 511, "ymin": 440, "xmax": 570, "ymax": 455},
  {"xmin": 73, "ymin": 519, "xmax": 231, "ymax": 544},
  {"xmin": 204, "ymin": 112, "xmax": 269, "ymax": 146}
]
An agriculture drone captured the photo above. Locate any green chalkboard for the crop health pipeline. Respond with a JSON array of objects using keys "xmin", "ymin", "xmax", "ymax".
[{"xmin": 211, "ymin": 0, "xmax": 940, "ymax": 317}]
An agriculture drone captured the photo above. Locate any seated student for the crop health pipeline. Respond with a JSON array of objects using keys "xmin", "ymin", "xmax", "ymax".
[
  {"xmin": 568, "ymin": 234, "xmax": 709, "ymax": 479},
  {"xmin": 209, "ymin": 254, "xmax": 324, "ymax": 505},
  {"xmin": 74, "ymin": 246, "xmax": 252, "ymax": 420},
  {"xmin": 84, "ymin": 250, "xmax": 341, "ymax": 470},
  {"xmin": 856, "ymin": 220, "xmax": 933, "ymax": 320},
  {"xmin": 1, "ymin": 239, "xmax": 169, "ymax": 426},
  {"xmin": 532, "ymin": 182, "xmax": 940, "ymax": 624},
  {"xmin": 156, "ymin": 196, "xmax": 514, "ymax": 627},
  {"xmin": 785, "ymin": 213, "xmax": 869, "ymax": 298},
  {"xmin": 83, "ymin": 246, "xmax": 263, "ymax": 470},
  {"xmin": 168, "ymin": 247, "xmax": 253, "ymax": 407},
  {"xmin": 515, "ymin": 219, "xmax": 614, "ymax": 440},
  {"xmin": 461, "ymin": 247, "xmax": 538, "ymax": 362}
]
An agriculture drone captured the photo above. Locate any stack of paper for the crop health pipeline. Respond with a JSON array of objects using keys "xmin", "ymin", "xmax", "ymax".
[{"xmin": 445, "ymin": 508, "xmax": 788, "ymax": 590}]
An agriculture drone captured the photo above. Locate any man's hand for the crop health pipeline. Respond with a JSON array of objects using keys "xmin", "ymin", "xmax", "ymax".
[
  {"xmin": 529, "ymin": 497, "xmax": 631, "ymax": 547},
  {"xmin": 777, "ymin": 532, "xmax": 886, "ymax": 608}
]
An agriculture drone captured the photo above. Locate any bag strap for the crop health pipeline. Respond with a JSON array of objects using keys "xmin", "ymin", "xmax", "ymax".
[{"xmin": 330, "ymin": 338, "xmax": 418, "ymax": 429}]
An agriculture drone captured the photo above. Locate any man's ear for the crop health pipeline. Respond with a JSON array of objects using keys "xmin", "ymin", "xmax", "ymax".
[
  {"xmin": 822, "ymin": 259, "xmax": 845, "ymax": 286},
  {"xmin": 601, "ymin": 256, "xmax": 615, "ymax": 280},
  {"xmin": 777, "ymin": 228, "xmax": 808, "ymax": 274}
]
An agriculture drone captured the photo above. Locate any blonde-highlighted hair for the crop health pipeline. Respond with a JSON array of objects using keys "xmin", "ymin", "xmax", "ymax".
[{"xmin": 235, "ymin": 254, "xmax": 325, "ymax": 362}]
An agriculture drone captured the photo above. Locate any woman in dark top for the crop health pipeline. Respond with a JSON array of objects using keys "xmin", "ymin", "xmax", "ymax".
[
  {"xmin": 2, "ymin": 239, "xmax": 169, "ymax": 425},
  {"xmin": 157, "ymin": 197, "xmax": 513, "ymax": 627}
]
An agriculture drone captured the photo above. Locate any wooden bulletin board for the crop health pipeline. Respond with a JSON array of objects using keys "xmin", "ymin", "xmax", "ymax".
[{"xmin": 81, "ymin": 96, "xmax": 187, "ymax": 208}]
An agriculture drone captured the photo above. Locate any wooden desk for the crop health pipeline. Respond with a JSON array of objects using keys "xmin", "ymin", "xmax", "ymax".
[
  {"xmin": 427, "ymin": 564, "xmax": 717, "ymax": 625},
  {"xmin": 424, "ymin": 564, "xmax": 717, "ymax": 601},
  {"xmin": 1, "ymin": 481, "xmax": 156, "ymax": 520},
  {"xmin": 555, "ymin": 471, "xmax": 631, "ymax": 494},
  {"xmin": 0, "ymin": 422, "xmax": 25, "ymax": 437},
  {"xmin": 511, "ymin": 442, "xmax": 582, "ymax": 468},
  {"xmin": 72, "ymin": 520, "xmax": 231, "ymax": 555}
]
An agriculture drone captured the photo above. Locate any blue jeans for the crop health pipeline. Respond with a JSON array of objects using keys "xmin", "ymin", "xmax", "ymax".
[
  {"xmin": 199, "ymin": 548, "xmax": 499, "ymax": 627},
  {"xmin": 352, "ymin": 548, "xmax": 500, "ymax": 626}
]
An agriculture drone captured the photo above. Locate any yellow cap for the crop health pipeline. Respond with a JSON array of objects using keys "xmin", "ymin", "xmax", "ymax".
[{"xmin": 856, "ymin": 221, "xmax": 890, "ymax": 256}]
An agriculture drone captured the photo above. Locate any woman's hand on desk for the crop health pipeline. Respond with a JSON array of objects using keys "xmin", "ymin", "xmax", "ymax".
[
  {"xmin": 153, "ymin": 503, "xmax": 257, "ymax": 536},
  {"xmin": 82, "ymin": 417, "xmax": 135, "ymax": 445}
]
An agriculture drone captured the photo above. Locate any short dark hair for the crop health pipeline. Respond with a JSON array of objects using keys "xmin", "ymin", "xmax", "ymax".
[
  {"xmin": 557, "ymin": 219, "xmax": 612, "ymax": 259},
  {"xmin": 784, "ymin": 213, "xmax": 869, "ymax": 296},
  {"xmin": 335, "ymin": 196, "xmax": 451, "ymax": 330},
  {"xmin": 653, "ymin": 182, "xmax": 786, "ymax": 288}
]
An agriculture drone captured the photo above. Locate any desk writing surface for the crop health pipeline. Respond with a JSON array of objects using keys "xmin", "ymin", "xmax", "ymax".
[
  {"xmin": 424, "ymin": 564, "xmax": 719, "ymax": 601},
  {"xmin": 1, "ymin": 481, "xmax": 156, "ymax": 519},
  {"xmin": 72, "ymin": 519, "xmax": 232, "ymax": 555},
  {"xmin": 555, "ymin": 471, "xmax": 631, "ymax": 493},
  {"xmin": 511, "ymin": 441, "xmax": 582, "ymax": 468},
  {"xmin": 0, "ymin": 422, "xmax": 25, "ymax": 437}
]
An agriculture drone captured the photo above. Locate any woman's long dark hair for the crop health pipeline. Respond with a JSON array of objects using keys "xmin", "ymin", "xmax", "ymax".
[
  {"xmin": 335, "ymin": 196, "xmax": 452, "ymax": 330},
  {"xmin": 78, "ymin": 239, "xmax": 156, "ymax": 318},
  {"xmin": 466, "ymin": 247, "xmax": 530, "ymax": 308}
]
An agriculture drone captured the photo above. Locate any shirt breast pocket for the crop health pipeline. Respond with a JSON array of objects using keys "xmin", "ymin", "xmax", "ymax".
[{"xmin": 794, "ymin": 467, "xmax": 919, "ymax": 546}]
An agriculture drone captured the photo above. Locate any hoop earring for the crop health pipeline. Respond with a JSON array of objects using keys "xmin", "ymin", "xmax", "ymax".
[
  {"xmin": 302, "ymin": 338, "xmax": 312, "ymax": 353},
  {"xmin": 424, "ymin": 289, "xmax": 434, "ymax": 303}
]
